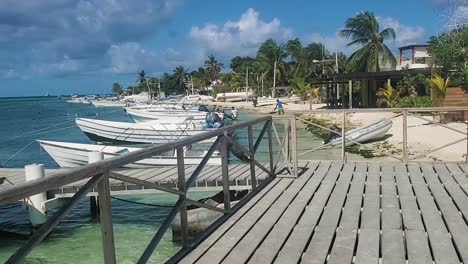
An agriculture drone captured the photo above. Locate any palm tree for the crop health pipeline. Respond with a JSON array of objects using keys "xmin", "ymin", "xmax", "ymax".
[
  {"xmin": 112, "ymin": 82, "xmax": 123, "ymax": 95},
  {"xmin": 339, "ymin": 11, "xmax": 396, "ymax": 72},
  {"xmin": 204, "ymin": 55, "xmax": 224, "ymax": 81},
  {"xmin": 173, "ymin": 65, "xmax": 188, "ymax": 93},
  {"xmin": 136, "ymin": 70, "xmax": 146, "ymax": 84},
  {"xmin": 377, "ymin": 84, "xmax": 399, "ymax": 108},
  {"xmin": 256, "ymin": 38, "xmax": 287, "ymax": 88},
  {"xmin": 430, "ymin": 73, "xmax": 451, "ymax": 107}
]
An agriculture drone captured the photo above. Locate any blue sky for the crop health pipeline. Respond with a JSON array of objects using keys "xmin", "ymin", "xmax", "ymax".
[{"xmin": 0, "ymin": 0, "xmax": 463, "ymax": 97}]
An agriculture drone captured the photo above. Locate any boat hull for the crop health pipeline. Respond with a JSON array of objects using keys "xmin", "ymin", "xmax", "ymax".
[
  {"xmin": 76, "ymin": 118, "xmax": 215, "ymax": 144},
  {"xmin": 328, "ymin": 119, "xmax": 393, "ymax": 146},
  {"xmin": 38, "ymin": 140, "xmax": 221, "ymax": 168}
]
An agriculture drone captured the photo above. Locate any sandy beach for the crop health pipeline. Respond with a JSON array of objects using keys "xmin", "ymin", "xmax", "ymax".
[{"xmin": 203, "ymin": 99, "xmax": 467, "ymax": 162}]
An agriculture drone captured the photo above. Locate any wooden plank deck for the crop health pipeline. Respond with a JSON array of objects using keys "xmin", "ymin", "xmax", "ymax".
[
  {"xmin": 176, "ymin": 161, "xmax": 468, "ymax": 264},
  {"xmin": 0, "ymin": 163, "xmax": 276, "ymax": 197}
]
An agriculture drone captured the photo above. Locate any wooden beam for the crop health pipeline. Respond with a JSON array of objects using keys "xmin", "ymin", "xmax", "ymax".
[
  {"xmin": 186, "ymin": 199, "xmax": 227, "ymax": 214},
  {"xmin": 267, "ymin": 121, "xmax": 274, "ymax": 174},
  {"xmin": 6, "ymin": 174, "xmax": 104, "ymax": 264},
  {"xmin": 97, "ymin": 173, "xmax": 116, "ymax": 264},
  {"xmin": 253, "ymin": 120, "xmax": 269, "ymax": 152},
  {"xmin": 108, "ymin": 172, "xmax": 183, "ymax": 196},
  {"xmin": 0, "ymin": 116, "xmax": 273, "ymax": 206},
  {"xmin": 225, "ymin": 136, "xmax": 273, "ymax": 176},
  {"xmin": 221, "ymin": 134, "xmax": 231, "ymax": 212},
  {"xmin": 185, "ymin": 136, "xmax": 222, "ymax": 190},
  {"xmin": 138, "ymin": 198, "xmax": 184, "ymax": 264},
  {"xmin": 248, "ymin": 125, "xmax": 258, "ymax": 188},
  {"xmin": 176, "ymin": 147, "xmax": 189, "ymax": 248}
]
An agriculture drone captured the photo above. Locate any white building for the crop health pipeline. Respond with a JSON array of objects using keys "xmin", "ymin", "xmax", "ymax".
[{"xmin": 396, "ymin": 45, "xmax": 431, "ymax": 70}]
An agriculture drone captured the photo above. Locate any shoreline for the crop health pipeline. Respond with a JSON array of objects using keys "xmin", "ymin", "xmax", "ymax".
[{"xmin": 200, "ymin": 99, "xmax": 467, "ymax": 162}]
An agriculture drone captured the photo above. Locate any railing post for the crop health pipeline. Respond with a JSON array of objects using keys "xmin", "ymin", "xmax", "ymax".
[
  {"xmin": 466, "ymin": 121, "xmax": 468, "ymax": 164},
  {"xmin": 247, "ymin": 125, "xmax": 258, "ymax": 188},
  {"xmin": 89, "ymin": 152, "xmax": 116, "ymax": 264},
  {"xmin": 25, "ymin": 164, "xmax": 47, "ymax": 227},
  {"xmin": 402, "ymin": 110, "xmax": 408, "ymax": 163},
  {"xmin": 290, "ymin": 117, "xmax": 298, "ymax": 177},
  {"xmin": 221, "ymin": 132, "xmax": 231, "ymax": 212},
  {"xmin": 267, "ymin": 120, "xmax": 274, "ymax": 174},
  {"xmin": 176, "ymin": 147, "xmax": 189, "ymax": 248},
  {"xmin": 341, "ymin": 111, "xmax": 347, "ymax": 163}
]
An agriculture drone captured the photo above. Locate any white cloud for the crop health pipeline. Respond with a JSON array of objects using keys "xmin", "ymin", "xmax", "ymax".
[
  {"xmin": 307, "ymin": 16, "xmax": 426, "ymax": 56},
  {"xmin": 378, "ymin": 17, "xmax": 426, "ymax": 48},
  {"xmin": 107, "ymin": 42, "xmax": 161, "ymax": 74},
  {"xmin": 189, "ymin": 8, "xmax": 292, "ymax": 57}
]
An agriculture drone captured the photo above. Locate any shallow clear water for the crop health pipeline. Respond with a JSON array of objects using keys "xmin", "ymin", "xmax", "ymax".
[{"xmin": 0, "ymin": 97, "xmax": 339, "ymax": 263}]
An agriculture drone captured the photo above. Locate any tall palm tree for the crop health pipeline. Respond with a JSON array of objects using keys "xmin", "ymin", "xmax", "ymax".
[
  {"xmin": 256, "ymin": 38, "xmax": 288, "ymax": 87},
  {"xmin": 339, "ymin": 11, "xmax": 396, "ymax": 72},
  {"xmin": 204, "ymin": 55, "xmax": 224, "ymax": 81},
  {"xmin": 173, "ymin": 65, "xmax": 188, "ymax": 92},
  {"xmin": 136, "ymin": 70, "xmax": 146, "ymax": 84},
  {"xmin": 286, "ymin": 39, "xmax": 325, "ymax": 79}
]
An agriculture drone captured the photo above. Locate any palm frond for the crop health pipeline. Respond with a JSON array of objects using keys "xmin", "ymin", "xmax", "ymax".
[{"xmin": 379, "ymin": 28, "xmax": 396, "ymax": 41}]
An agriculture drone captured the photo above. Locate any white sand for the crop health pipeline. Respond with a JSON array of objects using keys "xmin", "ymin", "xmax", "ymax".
[{"xmin": 201, "ymin": 100, "xmax": 467, "ymax": 161}]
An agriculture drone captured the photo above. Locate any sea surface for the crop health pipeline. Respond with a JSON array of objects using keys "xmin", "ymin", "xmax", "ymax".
[{"xmin": 0, "ymin": 97, "xmax": 341, "ymax": 263}]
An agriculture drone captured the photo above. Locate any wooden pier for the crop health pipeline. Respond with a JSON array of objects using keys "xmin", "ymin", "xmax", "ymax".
[
  {"xmin": 0, "ymin": 163, "xmax": 276, "ymax": 197},
  {"xmin": 174, "ymin": 161, "xmax": 468, "ymax": 264}
]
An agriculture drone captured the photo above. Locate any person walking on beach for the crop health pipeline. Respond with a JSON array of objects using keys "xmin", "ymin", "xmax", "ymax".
[{"xmin": 274, "ymin": 99, "xmax": 285, "ymax": 115}]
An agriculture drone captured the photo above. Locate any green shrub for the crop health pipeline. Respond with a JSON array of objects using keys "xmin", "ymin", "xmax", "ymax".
[{"xmin": 395, "ymin": 96, "xmax": 432, "ymax": 108}]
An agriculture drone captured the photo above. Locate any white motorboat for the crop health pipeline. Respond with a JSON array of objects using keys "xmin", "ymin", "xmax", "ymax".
[
  {"xmin": 75, "ymin": 118, "xmax": 214, "ymax": 144},
  {"xmin": 66, "ymin": 98, "xmax": 91, "ymax": 104},
  {"xmin": 125, "ymin": 107, "xmax": 215, "ymax": 122},
  {"xmin": 90, "ymin": 100, "xmax": 126, "ymax": 108},
  {"xmin": 327, "ymin": 119, "xmax": 393, "ymax": 146},
  {"xmin": 38, "ymin": 140, "xmax": 221, "ymax": 168}
]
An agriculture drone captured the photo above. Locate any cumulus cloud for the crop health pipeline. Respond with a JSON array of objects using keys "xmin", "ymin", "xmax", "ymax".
[
  {"xmin": 307, "ymin": 16, "xmax": 426, "ymax": 56},
  {"xmin": 0, "ymin": 0, "xmax": 180, "ymax": 78},
  {"xmin": 189, "ymin": 8, "xmax": 292, "ymax": 57}
]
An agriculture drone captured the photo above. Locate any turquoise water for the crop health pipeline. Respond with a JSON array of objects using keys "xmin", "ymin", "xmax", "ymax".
[{"xmin": 0, "ymin": 97, "xmax": 340, "ymax": 263}]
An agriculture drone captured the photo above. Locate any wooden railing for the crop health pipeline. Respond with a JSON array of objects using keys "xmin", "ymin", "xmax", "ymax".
[
  {"xmin": 0, "ymin": 116, "xmax": 300, "ymax": 264},
  {"xmin": 295, "ymin": 107, "xmax": 468, "ymax": 163}
]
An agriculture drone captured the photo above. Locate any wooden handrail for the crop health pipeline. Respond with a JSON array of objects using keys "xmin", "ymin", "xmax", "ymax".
[{"xmin": 0, "ymin": 116, "xmax": 272, "ymax": 206}]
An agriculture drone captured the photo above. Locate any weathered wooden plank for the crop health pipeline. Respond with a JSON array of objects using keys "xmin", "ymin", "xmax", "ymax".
[
  {"xmin": 195, "ymin": 168, "xmax": 314, "ymax": 264},
  {"xmin": 381, "ymin": 229, "xmax": 405, "ymax": 264},
  {"xmin": 327, "ymin": 163, "xmax": 366, "ymax": 264},
  {"xmin": 246, "ymin": 163, "xmax": 327, "ymax": 263},
  {"xmin": 221, "ymin": 163, "xmax": 320, "ymax": 263},
  {"xmin": 273, "ymin": 162, "xmax": 341, "ymax": 264},
  {"xmin": 355, "ymin": 228, "xmax": 380, "ymax": 264},
  {"xmin": 406, "ymin": 230, "xmax": 432, "ymax": 264},
  {"xmin": 433, "ymin": 163, "xmax": 468, "ymax": 220},
  {"xmin": 445, "ymin": 163, "xmax": 468, "ymax": 194},
  {"xmin": 407, "ymin": 164, "xmax": 459, "ymax": 264},
  {"xmin": 421, "ymin": 163, "xmax": 468, "ymax": 262},
  {"xmin": 179, "ymin": 178, "xmax": 291, "ymax": 264},
  {"xmin": 300, "ymin": 163, "xmax": 355, "ymax": 264},
  {"xmin": 354, "ymin": 163, "xmax": 380, "ymax": 264}
]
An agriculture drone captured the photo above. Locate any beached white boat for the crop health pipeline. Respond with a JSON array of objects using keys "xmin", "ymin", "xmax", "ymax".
[
  {"xmin": 38, "ymin": 140, "xmax": 221, "ymax": 168},
  {"xmin": 90, "ymin": 100, "xmax": 126, "ymax": 108},
  {"xmin": 125, "ymin": 107, "xmax": 215, "ymax": 122},
  {"xmin": 328, "ymin": 119, "xmax": 393, "ymax": 146},
  {"xmin": 66, "ymin": 98, "xmax": 91, "ymax": 104},
  {"xmin": 75, "ymin": 118, "xmax": 214, "ymax": 144},
  {"xmin": 256, "ymin": 96, "xmax": 301, "ymax": 107}
]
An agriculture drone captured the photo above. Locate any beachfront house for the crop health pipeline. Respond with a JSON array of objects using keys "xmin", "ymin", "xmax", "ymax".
[{"xmin": 314, "ymin": 45, "xmax": 432, "ymax": 109}]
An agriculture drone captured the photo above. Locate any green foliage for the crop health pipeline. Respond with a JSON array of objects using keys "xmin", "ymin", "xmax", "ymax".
[
  {"xmin": 397, "ymin": 69, "xmax": 428, "ymax": 97},
  {"xmin": 395, "ymin": 96, "xmax": 432, "ymax": 108},
  {"xmin": 204, "ymin": 54, "xmax": 224, "ymax": 80},
  {"xmin": 377, "ymin": 84, "xmax": 399, "ymax": 108},
  {"xmin": 430, "ymin": 73, "xmax": 451, "ymax": 106},
  {"xmin": 339, "ymin": 11, "xmax": 396, "ymax": 72},
  {"xmin": 112, "ymin": 82, "xmax": 122, "ymax": 95},
  {"xmin": 289, "ymin": 76, "xmax": 311, "ymax": 98}
]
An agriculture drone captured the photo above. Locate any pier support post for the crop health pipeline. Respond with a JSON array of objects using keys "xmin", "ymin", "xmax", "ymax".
[
  {"xmin": 89, "ymin": 152, "xmax": 116, "ymax": 264},
  {"xmin": 176, "ymin": 147, "xmax": 189, "ymax": 248},
  {"xmin": 341, "ymin": 112, "xmax": 347, "ymax": 163},
  {"xmin": 290, "ymin": 118, "xmax": 298, "ymax": 177},
  {"xmin": 247, "ymin": 125, "xmax": 257, "ymax": 189},
  {"xmin": 221, "ymin": 132, "xmax": 231, "ymax": 212},
  {"xmin": 267, "ymin": 121, "xmax": 274, "ymax": 174},
  {"xmin": 348, "ymin": 80, "xmax": 353, "ymax": 109},
  {"xmin": 25, "ymin": 164, "xmax": 48, "ymax": 227},
  {"xmin": 402, "ymin": 111, "xmax": 408, "ymax": 163}
]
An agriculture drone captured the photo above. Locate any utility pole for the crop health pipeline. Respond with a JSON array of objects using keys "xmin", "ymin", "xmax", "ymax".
[
  {"xmin": 273, "ymin": 61, "xmax": 277, "ymax": 97},
  {"xmin": 191, "ymin": 76, "xmax": 194, "ymax": 95},
  {"xmin": 336, "ymin": 51, "xmax": 340, "ymax": 100},
  {"xmin": 246, "ymin": 67, "xmax": 249, "ymax": 102}
]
